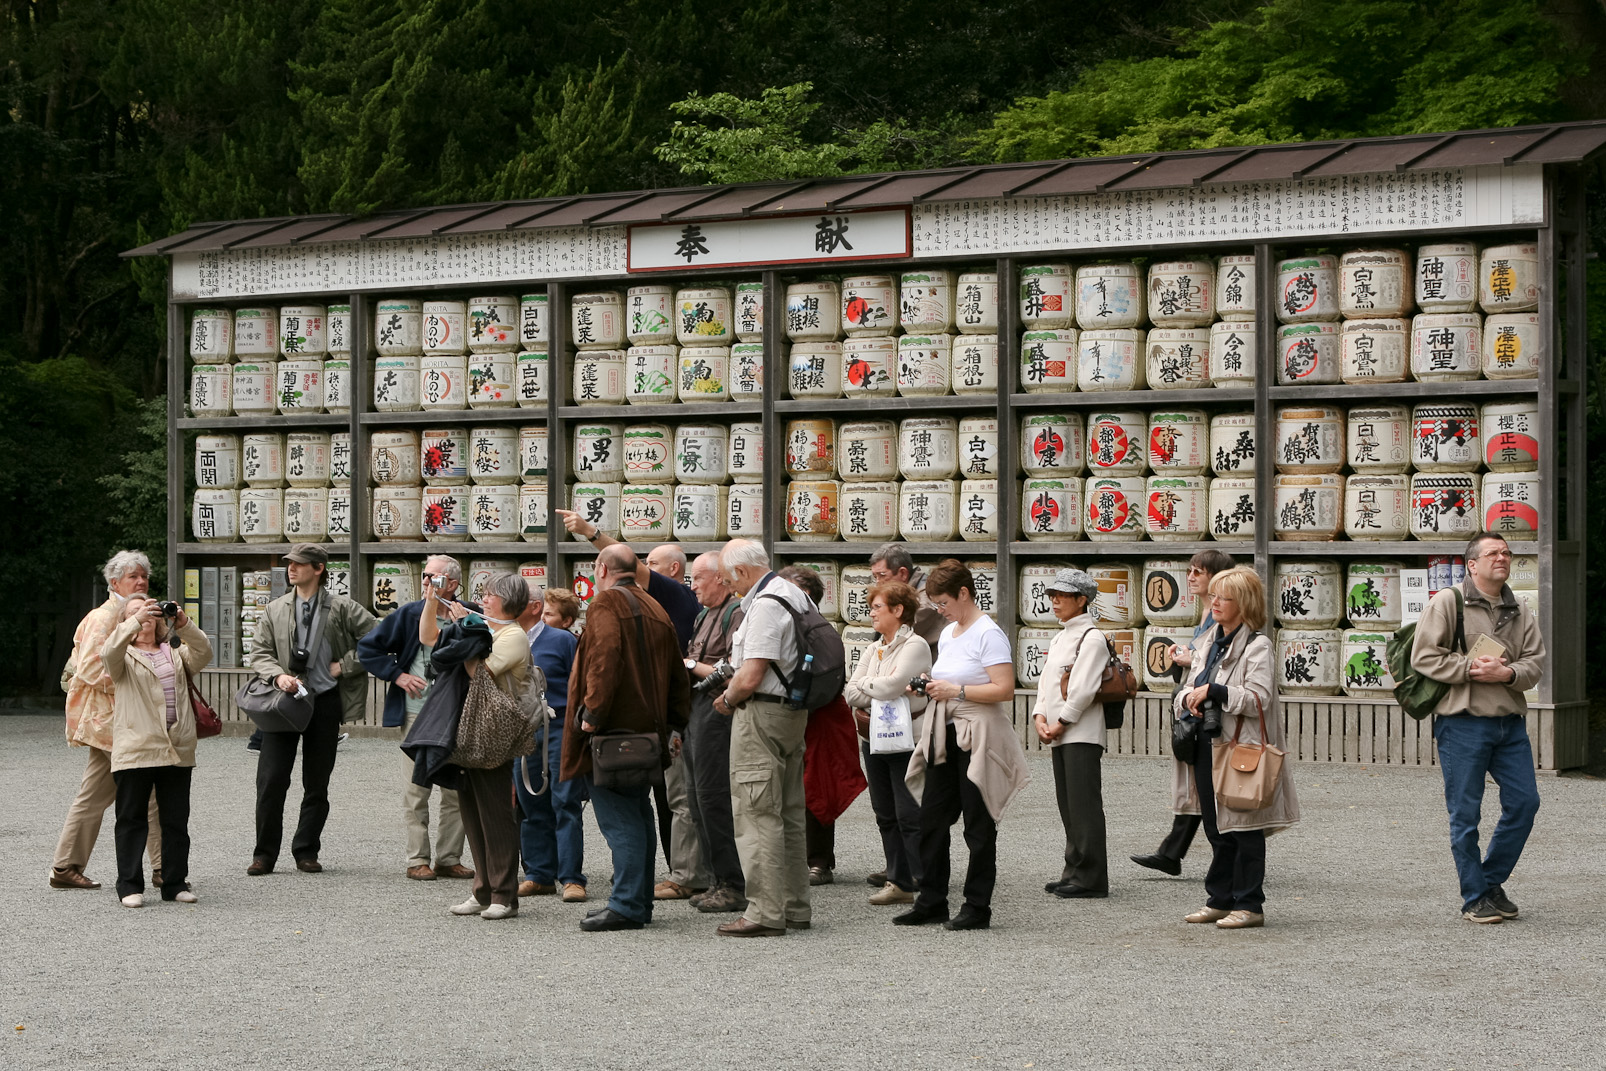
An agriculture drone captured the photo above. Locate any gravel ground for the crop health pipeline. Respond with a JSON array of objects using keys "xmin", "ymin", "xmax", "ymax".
[{"xmin": 3, "ymin": 713, "xmax": 1602, "ymax": 1071}]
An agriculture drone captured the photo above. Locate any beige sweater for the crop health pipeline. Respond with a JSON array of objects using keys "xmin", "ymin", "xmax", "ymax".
[
  {"xmin": 1410, "ymin": 580, "xmax": 1545, "ymax": 717},
  {"xmin": 102, "ymin": 616, "xmax": 213, "ymax": 772},
  {"xmin": 843, "ymin": 625, "xmax": 931, "ymax": 738},
  {"xmin": 1031, "ymin": 615, "xmax": 1109, "ymax": 749}
]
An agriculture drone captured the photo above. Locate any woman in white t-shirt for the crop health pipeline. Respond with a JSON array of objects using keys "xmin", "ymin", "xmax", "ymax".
[{"xmin": 895, "ymin": 560, "xmax": 1029, "ymax": 932}]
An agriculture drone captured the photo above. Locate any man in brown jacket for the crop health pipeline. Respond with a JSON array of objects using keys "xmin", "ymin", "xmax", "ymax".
[{"xmin": 562, "ymin": 544, "xmax": 691, "ymax": 931}]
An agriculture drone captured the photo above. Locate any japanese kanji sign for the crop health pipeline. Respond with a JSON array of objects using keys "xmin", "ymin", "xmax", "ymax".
[{"xmin": 627, "ymin": 210, "xmax": 911, "ymax": 273}]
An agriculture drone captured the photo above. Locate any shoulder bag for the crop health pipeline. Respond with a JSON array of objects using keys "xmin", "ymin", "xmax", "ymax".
[
  {"xmin": 233, "ymin": 676, "xmax": 314, "ymax": 732},
  {"xmin": 1210, "ymin": 692, "xmax": 1285, "ymax": 812},
  {"xmin": 188, "ymin": 677, "xmax": 222, "ymax": 738},
  {"xmin": 588, "ymin": 588, "xmax": 665, "ymax": 790},
  {"xmin": 451, "ymin": 657, "xmax": 542, "ymax": 770},
  {"xmin": 1061, "ymin": 627, "xmax": 1140, "ymax": 730}
]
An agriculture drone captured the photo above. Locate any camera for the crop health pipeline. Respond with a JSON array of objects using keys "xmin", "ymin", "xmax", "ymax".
[
  {"xmin": 692, "ymin": 658, "xmax": 734, "ymax": 695},
  {"xmin": 1199, "ymin": 699, "xmax": 1221, "ymax": 736},
  {"xmin": 908, "ymin": 675, "xmax": 929, "ymax": 696},
  {"xmin": 430, "ymin": 574, "xmax": 449, "ymax": 591},
  {"xmin": 157, "ymin": 601, "xmax": 181, "ymax": 618}
]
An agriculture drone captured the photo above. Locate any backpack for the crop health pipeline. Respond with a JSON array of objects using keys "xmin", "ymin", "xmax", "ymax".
[
  {"xmin": 1386, "ymin": 587, "xmax": 1464, "ymax": 721},
  {"xmin": 1062, "ymin": 628, "xmax": 1140, "ymax": 730},
  {"xmin": 758, "ymin": 592, "xmax": 847, "ymax": 711}
]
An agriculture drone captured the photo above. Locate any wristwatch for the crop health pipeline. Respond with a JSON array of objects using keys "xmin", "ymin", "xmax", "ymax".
[{"xmin": 958, "ymin": 684, "xmax": 967, "ymax": 702}]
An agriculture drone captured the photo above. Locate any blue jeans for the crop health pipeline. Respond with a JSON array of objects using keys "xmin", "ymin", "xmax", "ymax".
[
  {"xmin": 588, "ymin": 780, "xmax": 655, "ymax": 923},
  {"xmin": 514, "ymin": 716, "xmax": 587, "ymax": 887},
  {"xmin": 1433, "ymin": 714, "xmax": 1541, "ymax": 911}
]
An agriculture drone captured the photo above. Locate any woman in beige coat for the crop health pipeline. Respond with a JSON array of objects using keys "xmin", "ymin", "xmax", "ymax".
[
  {"xmin": 1170, "ymin": 567, "xmax": 1299, "ymax": 929},
  {"xmin": 102, "ymin": 597, "xmax": 213, "ymax": 907}
]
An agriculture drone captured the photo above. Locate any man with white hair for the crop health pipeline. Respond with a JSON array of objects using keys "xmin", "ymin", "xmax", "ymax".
[{"xmin": 50, "ymin": 551, "xmax": 163, "ymax": 890}]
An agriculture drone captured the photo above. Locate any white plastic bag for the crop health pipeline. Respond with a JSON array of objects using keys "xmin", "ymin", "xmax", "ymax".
[{"xmin": 868, "ymin": 695, "xmax": 915, "ymax": 754}]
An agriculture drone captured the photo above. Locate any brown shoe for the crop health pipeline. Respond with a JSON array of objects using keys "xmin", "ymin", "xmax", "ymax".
[
  {"xmin": 560, "ymin": 883, "xmax": 588, "ymax": 903},
  {"xmin": 436, "ymin": 863, "xmax": 474, "ymax": 880},
  {"xmin": 717, "ymin": 918, "xmax": 786, "ymax": 938},
  {"xmin": 518, "ymin": 880, "xmax": 555, "ymax": 897},
  {"xmin": 49, "ymin": 867, "xmax": 100, "ymax": 890},
  {"xmin": 295, "ymin": 858, "xmax": 323, "ymax": 873},
  {"xmin": 654, "ymin": 880, "xmax": 693, "ymax": 900},
  {"xmin": 693, "ymin": 885, "xmax": 748, "ymax": 913},
  {"xmin": 150, "ymin": 869, "xmax": 163, "ymax": 889},
  {"xmin": 246, "ymin": 858, "xmax": 272, "ymax": 876},
  {"xmin": 407, "ymin": 865, "xmax": 437, "ymax": 881}
]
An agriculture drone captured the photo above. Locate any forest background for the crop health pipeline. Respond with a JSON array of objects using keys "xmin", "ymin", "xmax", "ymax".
[{"xmin": 3, "ymin": 0, "xmax": 1605, "ymax": 701}]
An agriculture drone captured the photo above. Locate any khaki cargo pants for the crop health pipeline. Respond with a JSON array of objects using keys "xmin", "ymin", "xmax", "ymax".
[{"xmin": 729, "ymin": 698, "xmax": 810, "ymax": 929}]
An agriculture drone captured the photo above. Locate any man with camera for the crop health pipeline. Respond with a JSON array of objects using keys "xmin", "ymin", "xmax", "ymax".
[
  {"xmin": 356, "ymin": 555, "xmax": 476, "ymax": 881},
  {"xmin": 246, "ymin": 543, "xmax": 376, "ymax": 876}
]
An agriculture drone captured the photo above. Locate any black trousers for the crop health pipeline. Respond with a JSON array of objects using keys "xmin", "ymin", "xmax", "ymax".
[
  {"xmin": 1155, "ymin": 811, "xmax": 1203, "ymax": 862},
  {"xmin": 113, "ymin": 765, "xmax": 191, "ymax": 899},
  {"xmin": 254, "ymin": 687, "xmax": 341, "ymax": 866},
  {"xmin": 805, "ymin": 809, "xmax": 836, "ymax": 871},
  {"xmin": 683, "ymin": 694, "xmax": 744, "ymax": 890},
  {"xmin": 863, "ymin": 742, "xmax": 921, "ymax": 891},
  {"xmin": 1194, "ymin": 735, "xmax": 1267, "ymax": 911},
  {"xmin": 1050, "ymin": 742, "xmax": 1108, "ymax": 894},
  {"xmin": 914, "ymin": 723, "xmax": 997, "ymax": 914}
]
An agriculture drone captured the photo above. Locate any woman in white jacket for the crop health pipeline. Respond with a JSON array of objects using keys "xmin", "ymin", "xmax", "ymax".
[{"xmin": 1032, "ymin": 569, "xmax": 1111, "ymax": 900}]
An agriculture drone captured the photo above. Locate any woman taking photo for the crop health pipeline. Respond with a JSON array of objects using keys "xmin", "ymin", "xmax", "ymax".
[
  {"xmin": 843, "ymin": 580, "xmax": 930, "ymax": 907},
  {"xmin": 896, "ymin": 560, "xmax": 1030, "ymax": 932},
  {"xmin": 1032, "ymin": 569, "xmax": 1110, "ymax": 901},
  {"xmin": 101, "ymin": 597, "xmax": 213, "ymax": 907},
  {"xmin": 1170, "ymin": 566, "xmax": 1300, "ymax": 929}
]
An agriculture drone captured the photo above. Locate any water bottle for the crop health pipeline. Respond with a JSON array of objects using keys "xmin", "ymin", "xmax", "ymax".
[{"xmin": 787, "ymin": 653, "xmax": 814, "ymax": 708}]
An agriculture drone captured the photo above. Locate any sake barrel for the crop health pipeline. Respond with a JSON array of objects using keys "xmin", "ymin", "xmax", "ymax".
[
  {"xmin": 518, "ymin": 562, "xmax": 548, "ymax": 596},
  {"xmin": 1482, "ymin": 472, "xmax": 1541, "ymax": 539},
  {"xmin": 518, "ymin": 294, "xmax": 548, "ymax": 349},
  {"xmin": 1344, "ymin": 474, "xmax": 1410, "ymax": 540},
  {"xmin": 1273, "ymin": 474, "xmax": 1344, "ymax": 541},
  {"xmin": 375, "ymin": 298, "xmax": 423, "ymax": 356},
  {"xmin": 1018, "ymin": 565, "xmax": 1060, "ymax": 626},
  {"xmin": 1209, "ymin": 413, "xmax": 1257, "ymax": 477},
  {"xmin": 1481, "ymin": 399, "xmax": 1539, "ymax": 472},
  {"xmin": 1089, "ymin": 562, "xmax": 1144, "ymax": 626},
  {"xmin": 621, "ymin": 423, "xmax": 673, "ymax": 481},
  {"xmin": 469, "ymin": 426, "xmax": 519, "ymax": 485},
  {"xmin": 1074, "ymin": 263, "xmax": 1144, "ymax": 330},
  {"xmin": 1147, "ymin": 259, "xmax": 1215, "ymax": 328},
  {"xmin": 1339, "ymin": 248, "xmax": 1412, "ymax": 319},
  {"xmin": 1086, "ymin": 410, "xmax": 1147, "ymax": 477},
  {"xmin": 841, "ymin": 275, "xmax": 899, "ymax": 337},
  {"xmin": 842, "ymin": 338, "xmax": 897, "ymax": 397},
  {"xmin": 785, "ymin": 418, "xmax": 835, "ymax": 477},
  {"xmin": 840, "ymin": 564, "xmax": 875, "ymax": 624},
  {"xmin": 619, "ymin": 483, "xmax": 675, "ymax": 542},
  {"xmin": 1277, "ymin": 628, "xmax": 1341, "ymax": 696},
  {"xmin": 1410, "ymin": 473, "xmax": 1479, "ymax": 540},
  {"xmin": 467, "ymin": 559, "xmax": 521, "ymax": 604},
  {"xmin": 1142, "ymin": 625, "xmax": 1192, "ymax": 691},
  {"xmin": 570, "ymin": 482, "xmax": 622, "ymax": 540},
  {"xmin": 678, "ymin": 346, "xmax": 730, "ymax": 402},
  {"xmin": 189, "ymin": 364, "xmax": 232, "ymax": 417},
  {"xmin": 1209, "ymin": 321, "xmax": 1255, "ymax": 387},
  {"xmin": 190, "ymin": 309, "xmax": 233, "ymax": 361},
  {"xmin": 572, "ymin": 351, "xmax": 627, "ymax": 405},
  {"xmin": 1479, "ymin": 243, "xmax": 1539, "ymax": 314},
  {"xmin": 672, "ymin": 483, "xmax": 726, "ymax": 540},
  {"xmin": 789, "ymin": 342, "xmax": 844, "ymax": 398},
  {"xmin": 368, "ymin": 430, "xmax": 420, "ymax": 486},
  {"xmin": 282, "ymin": 488, "xmax": 328, "ymax": 542},
  {"xmin": 729, "ymin": 342, "xmax": 764, "ymax": 398},
  {"xmin": 1276, "ymin": 323, "xmax": 1341, "ymax": 385},
  {"xmin": 626, "ymin": 285, "xmax": 675, "ymax": 345},
  {"xmin": 422, "ymin": 485, "xmax": 469, "ymax": 541},
  {"xmin": 1276, "ymin": 255, "xmax": 1340, "ymax": 323},
  {"xmin": 572, "ymin": 292, "xmax": 625, "ymax": 350},
  {"xmin": 897, "ymin": 335, "xmax": 952, "ymax": 397},
  {"xmin": 518, "ymin": 484, "xmax": 549, "ymax": 541},
  {"xmin": 285, "ymin": 432, "xmax": 331, "ymax": 488},
  {"xmin": 242, "ymin": 433, "xmax": 285, "ymax": 488},
  {"xmin": 517, "ymin": 426, "xmax": 548, "ymax": 482},
  {"xmin": 1077, "ymin": 329, "xmax": 1144, "ymax": 391},
  {"xmin": 735, "ymin": 281, "xmax": 765, "ymax": 342},
  {"xmin": 516, "ymin": 349, "xmax": 548, "ymax": 406},
  {"xmin": 728, "ymin": 423, "xmax": 765, "ymax": 483},
  {"xmin": 195, "ymin": 435, "xmax": 240, "ymax": 489},
  {"xmin": 1019, "ymin": 263, "xmax": 1076, "ymax": 330},
  {"xmin": 1341, "ymin": 630, "xmax": 1396, "ymax": 696},
  {"xmin": 325, "ymin": 305, "xmax": 351, "ymax": 358},
  {"xmin": 677, "ymin": 287, "xmax": 733, "ymax": 347},
  {"xmin": 370, "ymin": 561, "xmax": 418, "ymax": 616},
  {"xmin": 838, "ymin": 481, "xmax": 898, "ymax": 542},
  {"xmin": 232, "ymin": 361, "xmax": 277, "ymax": 415},
  {"xmin": 420, "ymin": 354, "xmax": 468, "ymax": 410},
  {"xmin": 323, "ymin": 359, "xmax": 351, "ymax": 414},
  {"xmin": 466, "ymin": 296, "xmax": 517, "ymax": 354},
  {"xmin": 957, "ymin": 417, "xmax": 999, "ymax": 479},
  {"xmin": 898, "ymin": 417, "xmax": 959, "ymax": 480},
  {"xmin": 1415, "ymin": 243, "xmax": 1478, "ymax": 313},
  {"xmin": 967, "ymin": 560, "xmax": 1000, "ymax": 618},
  {"xmin": 837, "ymin": 420, "xmax": 897, "ymax": 482},
  {"xmin": 956, "ymin": 272, "xmax": 998, "ymax": 334},
  {"xmin": 330, "ymin": 433, "xmax": 352, "ymax": 482},
  {"xmin": 1021, "ymin": 329, "xmax": 1078, "ymax": 393},
  {"xmin": 1145, "ymin": 476, "xmax": 1208, "ymax": 541},
  {"xmin": 1410, "ymin": 313, "xmax": 1481, "ymax": 381},
  {"xmin": 234, "ymin": 307, "xmax": 278, "ymax": 358},
  {"xmin": 1022, "ymin": 478, "xmax": 1084, "ymax": 541},
  {"xmin": 1340, "ymin": 318, "xmax": 1409, "ymax": 383},
  {"xmin": 326, "ymin": 486, "xmax": 352, "ymax": 539},
  {"xmin": 1274, "ymin": 406, "xmax": 1344, "ymax": 474},
  {"xmin": 674, "ymin": 424, "xmax": 728, "ymax": 485},
  {"xmin": 843, "ymin": 626, "xmax": 882, "ymax": 681},
  {"xmin": 1412, "ymin": 403, "xmax": 1480, "ymax": 472},
  {"xmin": 786, "ymin": 480, "xmax": 840, "ymax": 541},
  {"xmin": 373, "ymin": 355, "xmax": 420, "ymax": 412},
  {"xmin": 899, "ymin": 480, "xmax": 959, "ymax": 541},
  {"xmin": 275, "ymin": 305, "xmax": 325, "ymax": 358},
  {"xmin": 1141, "ymin": 559, "xmax": 1199, "ymax": 626},
  {"xmin": 1509, "ymin": 554, "xmax": 1539, "ymax": 589},
  {"xmin": 239, "ymin": 488, "xmax": 284, "ymax": 544},
  {"xmin": 1482, "ymin": 313, "xmax": 1541, "ymax": 380},
  {"xmin": 1015, "ymin": 627, "xmax": 1060, "ymax": 688},
  {"xmin": 958, "ymin": 479, "xmax": 998, "ymax": 541},
  {"xmin": 421, "ymin": 300, "xmax": 467, "ymax": 356},
  {"xmin": 1147, "ymin": 328, "xmax": 1212, "ymax": 388},
  {"xmin": 791, "ymin": 561, "xmax": 841, "ymax": 620},
  {"xmin": 1021, "ymin": 413, "xmax": 1086, "ymax": 476},
  {"xmin": 420, "ymin": 427, "xmax": 469, "ymax": 485},
  {"xmin": 1274, "ymin": 560, "xmax": 1342, "ymax": 628},
  {"xmin": 275, "ymin": 360, "xmax": 324, "ymax": 413},
  {"xmin": 785, "ymin": 281, "xmax": 841, "ymax": 342},
  {"xmin": 1346, "ymin": 405, "xmax": 1411, "ymax": 475},
  {"xmin": 1084, "ymin": 477, "xmax": 1145, "ymax": 542},
  {"xmin": 949, "ymin": 334, "xmax": 998, "ymax": 396},
  {"xmin": 467, "ymin": 353, "xmax": 515, "ymax": 408},
  {"xmin": 726, "ymin": 484, "xmax": 765, "ymax": 538},
  {"xmin": 571, "ymin": 561, "xmax": 597, "ymax": 613},
  {"xmin": 192, "ymin": 489, "xmax": 238, "ymax": 543},
  {"xmin": 1208, "ymin": 477, "xmax": 1256, "ymax": 542},
  {"xmin": 1148, "ymin": 409, "xmax": 1209, "ymax": 475},
  {"xmin": 1346, "ymin": 562, "xmax": 1403, "ymax": 630},
  {"xmin": 900, "ymin": 269, "xmax": 953, "ymax": 333},
  {"xmin": 573, "ymin": 422, "xmax": 625, "ymax": 482},
  {"xmin": 1215, "ymin": 254, "xmax": 1256, "ymax": 321}
]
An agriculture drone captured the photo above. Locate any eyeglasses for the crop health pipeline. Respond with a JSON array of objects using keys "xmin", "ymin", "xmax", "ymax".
[
  {"xmin": 1186, "ymin": 567, "xmax": 1208, "ymax": 577},
  {"xmin": 1476, "ymin": 550, "xmax": 1513, "ymax": 560}
]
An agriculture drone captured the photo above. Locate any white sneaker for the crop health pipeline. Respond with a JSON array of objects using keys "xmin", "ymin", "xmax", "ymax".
[
  {"xmin": 450, "ymin": 898, "xmax": 486, "ymax": 916},
  {"xmin": 174, "ymin": 889, "xmax": 198, "ymax": 904},
  {"xmin": 336, "ymin": 732, "xmax": 350, "ymax": 750},
  {"xmin": 480, "ymin": 903, "xmax": 518, "ymax": 920},
  {"xmin": 121, "ymin": 894, "xmax": 144, "ymax": 908}
]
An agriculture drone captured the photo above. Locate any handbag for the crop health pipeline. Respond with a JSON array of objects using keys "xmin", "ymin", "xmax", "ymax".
[
  {"xmin": 1061, "ymin": 628, "xmax": 1140, "ymax": 730},
  {"xmin": 1171, "ymin": 711, "xmax": 1200, "ymax": 765},
  {"xmin": 233, "ymin": 676, "xmax": 314, "ymax": 732},
  {"xmin": 867, "ymin": 695, "xmax": 915, "ymax": 755},
  {"xmin": 1210, "ymin": 693, "xmax": 1285, "ymax": 812},
  {"xmin": 188, "ymin": 677, "xmax": 222, "ymax": 739},
  {"xmin": 451, "ymin": 661, "xmax": 540, "ymax": 769}
]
